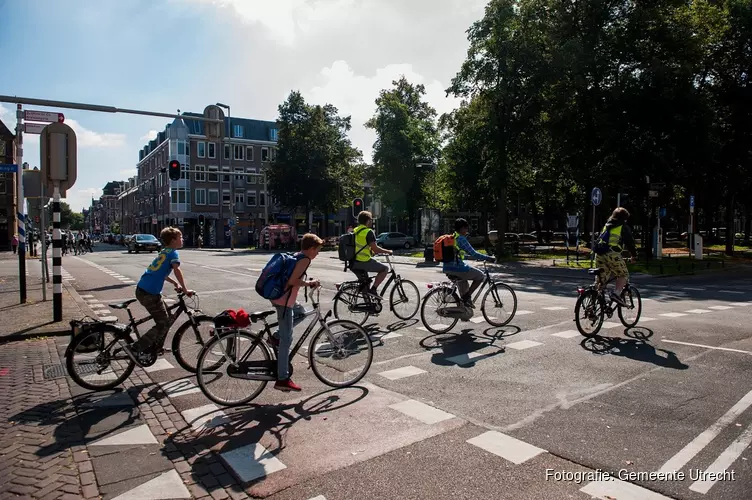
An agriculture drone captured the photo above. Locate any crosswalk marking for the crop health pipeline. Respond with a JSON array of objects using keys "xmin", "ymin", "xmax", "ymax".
[
  {"xmin": 221, "ymin": 443, "xmax": 287, "ymax": 483},
  {"xmin": 388, "ymin": 399, "xmax": 456, "ymax": 425},
  {"xmin": 601, "ymin": 321, "xmax": 622, "ymax": 328},
  {"xmin": 660, "ymin": 312, "xmax": 687, "ymax": 318},
  {"xmin": 580, "ymin": 479, "xmax": 673, "ymax": 500},
  {"xmin": 143, "ymin": 359, "xmax": 174, "ymax": 373},
  {"xmin": 551, "ymin": 330, "xmax": 580, "ymax": 339},
  {"xmin": 110, "ymin": 470, "xmax": 190, "ymax": 500},
  {"xmin": 542, "ymin": 306, "xmax": 567, "ymax": 311},
  {"xmin": 378, "ymin": 366, "xmax": 426, "ymax": 380},
  {"xmin": 686, "ymin": 309, "xmax": 712, "ymax": 314},
  {"xmin": 689, "ymin": 423, "xmax": 752, "ymax": 494},
  {"xmin": 466, "ymin": 431, "xmax": 545, "ymax": 464},
  {"xmin": 446, "ymin": 351, "xmax": 495, "ymax": 365},
  {"xmin": 708, "ymin": 305, "xmax": 733, "ymax": 310},
  {"xmin": 505, "ymin": 340, "xmax": 543, "ymax": 350},
  {"xmin": 181, "ymin": 404, "xmax": 230, "ymax": 432},
  {"xmin": 159, "ymin": 379, "xmax": 202, "ymax": 397},
  {"xmin": 91, "ymin": 424, "xmax": 158, "ymax": 446}
]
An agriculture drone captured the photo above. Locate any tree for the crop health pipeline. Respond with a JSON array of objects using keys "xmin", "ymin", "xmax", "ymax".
[
  {"xmin": 46, "ymin": 202, "xmax": 84, "ymax": 230},
  {"xmin": 365, "ymin": 77, "xmax": 440, "ymax": 229},
  {"xmin": 268, "ymin": 91, "xmax": 363, "ymax": 232}
]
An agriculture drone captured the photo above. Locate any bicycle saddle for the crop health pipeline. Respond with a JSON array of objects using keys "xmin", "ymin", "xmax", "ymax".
[
  {"xmin": 109, "ymin": 298, "xmax": 137, "ymax": 309},
  {"xmin": 587, "ymin": 268, "xmax": 605, "ymax": 275},
  {"xmin": 250, "ymin": 310, "xmax": 276, "ymax": 322}
]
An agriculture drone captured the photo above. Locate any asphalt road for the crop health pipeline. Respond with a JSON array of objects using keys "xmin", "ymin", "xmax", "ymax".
[{"xmin": 55, "ymin": 245, "xmax": 752, "ymax": 499}]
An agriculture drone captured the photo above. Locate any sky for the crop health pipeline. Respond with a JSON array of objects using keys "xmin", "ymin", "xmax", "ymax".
[{"xmin": 0, "ymin": 0, "xmax": 488, "ymax": 211}]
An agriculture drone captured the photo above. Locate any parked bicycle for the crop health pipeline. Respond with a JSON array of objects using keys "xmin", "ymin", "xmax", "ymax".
[
  {"xmin": 66, "ymin": 291, "xmax": 216, "ymax": 390},
  {"xmin": 332, "ymin": 255, "xmax": 420, "ymax": 325},
  {"xmin": 196, "ymin": 287, "xmax": 373, "ymax": 407},
  {"xmin": 574, "ymin": 264, "xmax": 642, "ymax": 337},
  {"xmin": 420, "ymin": 261, "xmax": 518, "ymax": 334}
]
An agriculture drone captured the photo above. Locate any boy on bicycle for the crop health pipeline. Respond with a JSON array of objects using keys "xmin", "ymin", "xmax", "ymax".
[
  {"xmin": 269, "ymin": 233, "xmax": 323, "ymax": 392},
  {"xmin": 444, "ymin": 218, "xmax": 495, "ymax": 308},
  {"xmin": 126, "ymin": 227, "xmax": 193, "ymax": 363},
  {"xmin": 350, "ymin": 210, "xmax": 393, "ymax": 296}
]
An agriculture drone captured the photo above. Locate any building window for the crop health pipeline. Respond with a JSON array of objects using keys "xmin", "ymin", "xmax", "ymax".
[
  {"xmin": 208, "ymin": 189, "xmax": 219, "ymax": 205},
  {"xmin": 195, "ymin": 165, "xmax": 206, "ymax": 182},
  {"xmin": 234, "ymin": 191, "xmax": 245, "ymax": 205},
  {"xmin": 270, "ymin": 128, "xmax": 278, "ymax": 141},
  {"xmin": 208, "ymin": 142, "xmax": 216, "ymax": 158},
  {"xmin": 195, "ymin": 189, "xmax": 206, "ymax": 205},
  {"xmin": 259, "ymin": 191, "xmax": 266, "ymax": 207},
  {"xmin": 224, "ymin": 144, "xmax": 231, "ymax": 161},
  {"xmin": 261, "ymin": 147, "xmax": 269, "ymax": 162},
  {"xmin": 222, "ymin": 189, "xmax": 230, "ymax": 206},
  {"xmin": 197, "ymin": 142, "xmax": 206, "ymax": 158},
  {"xmin": 181, "ymin": 162, "xmax": 189, "ymax": 180},
  {"xmin": 186, "ymin": 142, "xmax": 190, "ymax": 156},
  {"xmin": 207, "ymin": 166, "xmax": 218, "ymax": 182},
  {"xmin": 177, "ymin": 141, "xmax": 186, "ymax": 155},
  {"xmin": 233, "ymin": 124, "xmax": 244, "ymax": 138},
  {"xmin": 246, "ymin": 146, "xmax": 254, "ymax": 161},
  {"xmin": 233, "ymin": 144, "xmax": 244, "ymax": 161},
  {"xmin": 246, "ymin": 168, "xmax": 256, "ymax": 184},
  {"xmin": 221, "ymin": 166, "xmax": 230, "ymax": 183},
  {"xmin": 246, "ymin": 191, "xmax": 257, "ymax": 206},
  {"xmin": 0, "ymin": 176, "xmax": 7, "ymax": 195},
  {"xmin": 234, "ymin": 167, "xmax": 244, "ymax": 182}
]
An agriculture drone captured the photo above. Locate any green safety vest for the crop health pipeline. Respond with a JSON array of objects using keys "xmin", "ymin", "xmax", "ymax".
[
  {"xmin": 452, "ymin": 232, "xmax": 466, "ymax": 261},
  {"xmin": 354, "ymin": 225, "xmax": 371, "ymax": 262}
]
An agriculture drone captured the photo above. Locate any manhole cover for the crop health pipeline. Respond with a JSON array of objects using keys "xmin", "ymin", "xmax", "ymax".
[{"xmin": 42, "ymin": 363, "xmax": 101, "ymax": 380}]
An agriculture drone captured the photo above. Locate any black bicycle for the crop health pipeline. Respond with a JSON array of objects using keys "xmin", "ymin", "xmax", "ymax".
[
  {"xmin": 332, "ymin": 255, "xmax": 420, "ymax": 325},
  {"xmin": 420, "ymin": 261, "xmax": 518, "ymax": 334},
  {"xmin": 66, "ymin": 291, "xmax": 216, "ymax": 390},
  {"xmin": 196, "ymin": 287, "xmax": 373, "ymax": 407},
  {"xmin": 574, "ymin": 264, "xmax": 642, "ymax": 337}
]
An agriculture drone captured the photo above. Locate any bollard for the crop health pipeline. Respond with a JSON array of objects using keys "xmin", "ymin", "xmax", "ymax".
[{"xmin": 52, "ymin": 186, "xmax": 62, "ymax": 322}]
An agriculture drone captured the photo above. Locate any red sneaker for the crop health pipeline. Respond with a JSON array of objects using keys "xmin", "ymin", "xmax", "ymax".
[{"xmin": 274, "ymin": 379, "xmax": 302, "ymax": 392}]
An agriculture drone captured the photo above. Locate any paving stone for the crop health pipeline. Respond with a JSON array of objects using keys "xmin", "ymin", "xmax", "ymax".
[{"xmin": 81, "ymin": 484, "xmax": 99, "ymax": 499}]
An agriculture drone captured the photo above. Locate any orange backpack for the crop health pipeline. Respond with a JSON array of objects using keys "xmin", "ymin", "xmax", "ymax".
[{"xmin": 433, "ymin": 234, "xmax": 457, "ymax": 263}]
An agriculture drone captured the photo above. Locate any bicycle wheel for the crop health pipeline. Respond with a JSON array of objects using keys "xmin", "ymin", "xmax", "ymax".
[
  {"xmin": 420, "ymin": 286, "xmax": 460, "ymax": 334},
  {"xmin": 172, "ymin": 314, "xmax": 219, "ymax": 372},
  {"xmin": 309, "ymin": 320, "xmax": 373, "ymax": 387},
  {"xmin": 575, "ymin": 289, "xmax": 605, "ymax": 337},
  {"xmin": 333, "ymin": 282, "xmax": 370, "ymax": 325},
  {"xmin": 196, "ymin": 329, "xmax": 271, "ymax": 407},
  {"xmin": 618, "ymin": 285, "xmax": 642, "ymax": 327},
  {"xmin": 481, "ymin": 282, "xmax": 518, "ymax": 327},
  {"xmin": 66, "ymin": 324, "xmax": 135, "ymax": 391},
  {"xmin": 389, "ymin": 279, "xmax": 420, "ymax": 320}
]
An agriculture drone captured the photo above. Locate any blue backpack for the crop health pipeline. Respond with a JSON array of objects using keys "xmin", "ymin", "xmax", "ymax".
[{"xmin": 255, "ymin": 253, "xmax": 309, "ymax": 300}]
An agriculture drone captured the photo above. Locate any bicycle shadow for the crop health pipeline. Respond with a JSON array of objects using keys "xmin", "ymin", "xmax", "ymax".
[
  {"xmin": 363, "ymin": 319, "xmax": 419, "ymax": 346},
  {"xmin": 162, "ymin": 386, "xmax": 369, "ymax": 488},
  {"xmin": 418, "ymin": 330, "xmax": 506, "ymax": 368},
  {"xmin": 579, "ymin": 329, "xmax": 689, "ymax": 370}
]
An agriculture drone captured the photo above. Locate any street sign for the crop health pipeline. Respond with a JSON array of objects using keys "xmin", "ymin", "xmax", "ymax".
[
  {"xmin": 0, "ymin": 164, "xmax": 18, "ymax": 173},
  {"xmin": 659, "ymin": 207, "xmax": 667, "ymax": 218},
  {"xmin": 23, "ymin": 122, "xmax": 46, "ymax": 134},
  {"xmin": 24, "ymin": 110, "xmax": 64, "ymax": 123},
  {"xmin": 689, "ymin": 195, "xmax": 695, "ymax": 214},
  {"xmin": 228, "ymin": 218, "xmax": 236, "ymax": 227},
  {"xmin": 591, "ymin": 187, "xmax": 602, "ymax": 206},
  {"xmin": 650, "ymin": 182, "xmax": 666, "ymax": 190},
  {"xmin": 567, "ymin": 215, "xmax": 578, "ymax": 228},
  {"xmin": 40, "ymin": 122, "xmax": 77, "ymax": 193},
  {"xmin": 649, "ymin": 190, "xmax": 659, "ymax": 198}
]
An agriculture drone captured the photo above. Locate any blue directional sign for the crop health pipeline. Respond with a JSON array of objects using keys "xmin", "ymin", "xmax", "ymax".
[
  {"xmin": 591, "ymin": 187, "xmax": 602, "ymax": 206},
  {"xmin": 659, "ymin": 207, "xmax": 667, "ymax": 218},
  {"xmin": 228, "ymin": 218, "xmax": 236, "ymax": 227},
  {"xmin": 0, "ymin": 164, "xmax": 18, "ymax": 173},
  {"xmin": 689, "ymin": 195, "xmax": 695, "ymax": 208}
]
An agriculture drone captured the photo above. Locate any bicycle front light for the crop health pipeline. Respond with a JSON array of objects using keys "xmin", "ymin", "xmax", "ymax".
[{"xmin": 426, "ymin": 283, "xmax": 433, "ymax": 289}]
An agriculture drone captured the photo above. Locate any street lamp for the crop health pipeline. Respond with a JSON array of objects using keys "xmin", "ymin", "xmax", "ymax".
[{"xmin": 216, "ymin": 102, "xmax": 234, "ymax": 250}]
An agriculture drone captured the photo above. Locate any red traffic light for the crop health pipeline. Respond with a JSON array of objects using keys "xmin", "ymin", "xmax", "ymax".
[
  {"xmin": 355, "ymin": 200, "xmax": 361, "ymax": 206},
  {"xmin": 168, "ymin": 160, "xmax": 181, "ymax": 181}
]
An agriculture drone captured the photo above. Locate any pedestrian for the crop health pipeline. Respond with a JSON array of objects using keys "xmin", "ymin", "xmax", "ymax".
[
  {"xmin": 126, "ymin": 227, "xmax": 193, "ymax": 364},
  {"xmin": 267, "ymin": 233, "xmax": 323, "ymax": 392},
  {"xmin": 11, "ymin": 234, "xmax": 18, "ymax": 254},
  {"xmin": 197, "ymin": 233, "xmax": 203, "ymax": 249}
]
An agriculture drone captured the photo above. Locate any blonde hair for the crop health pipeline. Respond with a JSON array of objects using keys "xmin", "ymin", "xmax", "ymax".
[
  {"xmin": 301, "ymin": 233, "xmax": 324, "ymax": 250},
  {"xmin": 160, "ymin": 226, "xmax": 182, "ymax": 245}
]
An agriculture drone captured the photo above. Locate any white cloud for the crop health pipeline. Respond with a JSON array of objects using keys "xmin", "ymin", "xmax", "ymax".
[
  {"xmin": 304, "ymin": 60, "xmax": 462, "ymax": 161},
  {"xmin": 64, "ymin": 187, "xmax": 99, "ymax": 212},
  {"xmin": 140, "ymin": 130, "xmax": 158, "ymax": 142}
]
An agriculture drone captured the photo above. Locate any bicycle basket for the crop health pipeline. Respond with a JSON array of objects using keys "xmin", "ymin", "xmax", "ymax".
[{"xmin": 69, "ymin": 317, "xmax": 105, "ymax": 354}]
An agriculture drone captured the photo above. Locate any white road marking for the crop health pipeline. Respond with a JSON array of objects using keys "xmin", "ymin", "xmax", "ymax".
[
  {"xmin": 660, "ymin": 312, "xmax": 687, "ymax": 318},
  {"xmin": 682, "ymin": 287, "xmax": 705, "ymax": 291},
  {"xmin": 686, "ymin": 309, "xmax": 712, "ymax": 314},
  {"xmin": 466, "ymin": 431, "xmax": 545, "ymax": 465},
  {"xmin": 90, "ymin": 424, "xmax": 158, "ymax": 446},
  {"xmin": 601, "ymin": 322, "xmax": 622, "ymax": 328},
  {"xmin": 143, "ymin": 359, "xmax": 174, "ymax": 373},
  {"xmin": 551, "ymin": 330, "xmax": 580, "ymax": 339},
  {"xmin": 446, "ymin": 351, "xmax": 495, "ymax": 365},
  {"xmin": 181, "ymin": 404, "xmax": 230, "ymax": 431},
  {"xmin": 221, "ymin": 443, "xmax": 287, "ymax": 483},
  {"xmin": 661, "ymin": 339, "xmax": 752, "ymax": 355},
  {"xmin": 110, "ymin": 470, "xmax": 190, "ymax": 500},
  {"xmin": 638, "ymin": 316, "xmax": 656, "ymax": 322},
  {"xmin": 378, "ymin": 366, "xmax": 426, "ymax": 380},
  {"xmin": 515, "ymin": 310, "xmax": 534, "ymax": 315},
  {"xmin": 580, "ymin": 479, "xmax": 673, "ymax": 500},
  {"xmin": 388, "ymin": 399, "xmax": 456, "ymax": 425},
  {"xmin": 708, "ymin": 305, "xmax": 733, "ymax": 310},
  {"xmin": 542, "ymin": 306, "xmax": 567, "ymax": 311},
  {"xmin": 689, "ymin": 423, "xmax": 752, "ymax": 494},
  {"xmin": 505, "ymin": 340, "xmax": 543, "ymax": 350},
  {"xmin": 718, "ymin": 290, "xmax": 744, "ymax": 295},
  {"xmin": 729, "ymin": 302, "xmax": 752, "ymax": 306},
  {"xmin": 159, "ymin": 379, "xmax": 202, "ymax": 397},
  {"xmin": 657, "ymin": 389, "xmax": 752, "ymax": 474}
]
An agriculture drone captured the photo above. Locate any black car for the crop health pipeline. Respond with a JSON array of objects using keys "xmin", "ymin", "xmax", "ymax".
[{"xmin": 127, "ymin": 234, "xmax": 161, "ymax": 253}]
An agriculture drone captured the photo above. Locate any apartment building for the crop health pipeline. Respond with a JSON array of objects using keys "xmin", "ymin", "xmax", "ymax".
[
  {"xmin": 88, "ymin": 181, "xmax": 123, "ymax": 233},
  {"xmin": 0, "ymin": 119, "xmax": 16, "ymax": 251}
]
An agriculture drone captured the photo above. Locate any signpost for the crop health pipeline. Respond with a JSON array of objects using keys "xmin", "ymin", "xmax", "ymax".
[
  {"xmin": 24, "ymin": 110, "xmax": 65, "ymax": 123},
  {"xmin": 566, "ymin": 213, "xmax": 580, "ymax": 263},
  {"xmin": 23, "ymin": 122, "xmax": 46, "ymax": 134},
  {"xmin": 689, "ymin": 195, "xmax": 695, "ymax": 250},
  {"xmin": 0, "ymin": 164, "xmax": 18, "ymax": 173},
  {"xmin": 590, "ymin": 188, "xmax": 601, "ymax": 262},
  {"xmin": 40, "ymin": 122, "xmax": 78, "ymax": 322}
]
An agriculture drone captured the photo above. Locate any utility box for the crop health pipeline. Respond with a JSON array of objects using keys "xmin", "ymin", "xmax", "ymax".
[{"xmin": 694, "ymin": 234, "xmax": 703, "ymax": 260}]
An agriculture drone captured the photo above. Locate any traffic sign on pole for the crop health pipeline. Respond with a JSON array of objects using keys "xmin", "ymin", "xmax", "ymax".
[
  {"xmin": 0, "ymin": 164, "xmax": 18, "ymax": 173},
  {"xmin": 24, "ymin": 110, "xmax": 64, "ymax": 123},
  {"xmin": 689, "ymin": 195, "xmax": 695, "ymax": 213},
  {"xmin": 203, "ymin": 105, "xmax": 225, "ymax": 140},
  {"xmin": 40, "ymin": 122, "xmax": 78, "ymax": 193},
  {"xmin": 23, "ymin": 122, "xmax": 46, "ymax": 134},
  {"xmin": 659, "ymin": 207, "xmax": 667, "ymax": 218},
  {"xmin": 591, "ymin": 187, "xmax": 602, "ymax": 206}
]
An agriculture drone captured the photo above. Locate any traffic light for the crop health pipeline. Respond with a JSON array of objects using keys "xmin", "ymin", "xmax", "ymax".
[
  {"xmin": 168, "ymin": 160, "xmax": 181, "ymax": 181},
  {"xmin": 198, "ymin": 215, "xmax": 205, "ymax": 226},
  {"xmin": 235, "ymin": 216, "xmax": 239, "ymax": 224},
  {"xmin": 352, "ymin": 198, "xmax": 363, "ymax": 218}
]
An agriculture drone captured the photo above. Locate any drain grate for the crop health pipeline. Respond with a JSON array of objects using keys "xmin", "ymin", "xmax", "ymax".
[{"xmin": 42, "ymin": 362, "xmax": 102, "ymax": 380}]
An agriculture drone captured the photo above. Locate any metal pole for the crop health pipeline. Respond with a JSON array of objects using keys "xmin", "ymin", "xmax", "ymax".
[
  {"xmin": 590, "ymin": 204, "xmax": 596, "ymax": 266},
  {"xmin": 40, "ymin": 197, "xmax": 48, "ymax": 299},
  {"xmin": 15, "ymin": 105, "xmax": 27, "ymax": 303},
  {"xmin": 616, "ymin": 193, "xmax": 621, "ymax": 207},
  {"xmin": 228, "ymin": 107, "xmax": 235, "ymax": 250},
  {"xmin": 264, "ymin": 171, "xmax": 269, "ymax": 225},
  {"xmin": 52, "ymin": 185, "xmax": 62, "ymax": 321},
  {"xmin": 218, "ymin": 137, "xmax": 223, "ymax": 248}
]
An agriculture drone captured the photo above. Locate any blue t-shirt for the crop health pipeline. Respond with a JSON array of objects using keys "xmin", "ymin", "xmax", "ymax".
[{"xmin": 138, "ymin": 248, "xmax": 180, "ymax": 295}]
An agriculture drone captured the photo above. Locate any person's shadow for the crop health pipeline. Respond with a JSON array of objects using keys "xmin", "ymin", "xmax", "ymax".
[{"xmin": 581, "ymin": 330, "xmax": 688, "ymax": 370}]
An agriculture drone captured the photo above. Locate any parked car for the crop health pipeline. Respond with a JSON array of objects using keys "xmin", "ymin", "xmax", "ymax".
[
  {"xmin": 376, "ymin": 232, "xmax": 417, "ymax": 249},
  {"xmin": 127, "ymin": 234, "xmax": 161, "ymax": 253}
]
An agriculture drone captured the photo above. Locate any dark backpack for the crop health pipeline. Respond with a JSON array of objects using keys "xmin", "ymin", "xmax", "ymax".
[
  {"xmin": 255, "ymin": 253, "xmax": 309, "ymax": 300},
  {"xmin": 593, "ymin": 225, "xmax": 619, "ymax": 255},
  {"xmin": 338, "ymin": 227, "xmax": 369, "ymax": 268}
]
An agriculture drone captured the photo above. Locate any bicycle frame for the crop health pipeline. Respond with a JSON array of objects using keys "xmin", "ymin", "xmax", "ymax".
[
  {"xmin": 340, "ymin": 255, "xmax": 400, "ymax": 298},
  {"xmin": 122, "ymin": 293, "xmax": 197, "ymax": 340},
  {"xmin": 426, "ymin": 261, "xmax": 499, "ymax": 303}
]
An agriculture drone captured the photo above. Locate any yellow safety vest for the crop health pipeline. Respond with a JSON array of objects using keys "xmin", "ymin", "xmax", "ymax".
[
  {"xmin": 354, "ymin": 225, "xmax": 372, "ymax": 262},
  {"xmin": 599, "ymin": 224, "xmax": 623, "ymax": 252},
  {"xmin": 452, "ymin": 232, "xmax": 465, "ymax": 261}
]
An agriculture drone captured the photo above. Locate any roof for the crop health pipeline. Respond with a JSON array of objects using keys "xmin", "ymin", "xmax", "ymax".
[
  {"xmin": 0, "ymin": 119, "xmax": 14, "ymax": 138},
  {"xmin": 181, "ymin": 113, "xmax": 278, "ymax": 142}
]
